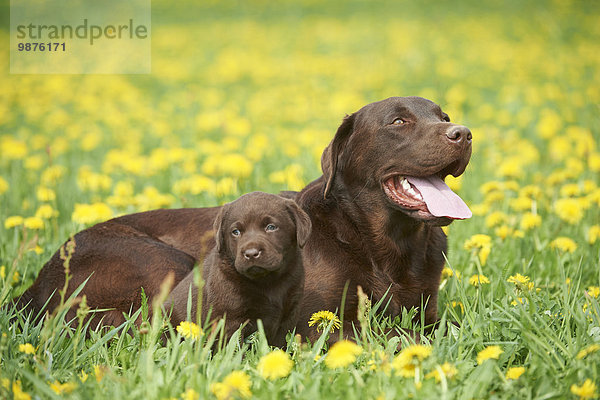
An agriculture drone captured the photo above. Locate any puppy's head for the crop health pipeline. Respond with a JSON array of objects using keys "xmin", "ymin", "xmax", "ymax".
[{"xmin": 213, "ymin": 192, "xmax": 311, "ymax": 280}]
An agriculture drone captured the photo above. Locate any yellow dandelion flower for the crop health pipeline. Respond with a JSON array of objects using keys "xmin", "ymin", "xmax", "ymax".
[
  {"xmin": 536, "ymin": 108, "xmax": 561, "ymax": 139},
  {"xmin": 23, "ymin": 216, "xmax": 44, "ymax": 230},
  {"xmin": 480, "ymin": 181, "xmax": 503, "ymax": 195},
  {"xmin": 4, "ymin": 215, "xmax": 24, "ymax": 229},
  {"xmin": 464, "ymin": 234, "xmax": 492, "ymax": 265},
  {"xmin": 36, "ymin": 187, "xmax": 56, "ymax": 202},
  {"xmin": 464, "ymin": 234, "xmax": 491, "ymax": 250},
  {"xmin": 72, "ymin": 203, "xmax": 113, "ymax": 225},
  {"xmin": 269, "ymin": 164, "xmax": 306, "ymax": 191},
  {"xmin": 441, "ymin": 267, "xmax": 460, "ymax": 280},
  {"xmin": 505, "ymin": 366, "xmax": 525, "ymax": 380},
  {"xmin": 201, "ymin": 153, "xmax": 253, "ymax": 178},
  {"xmin": 485, "ymin": 211, "xmax": 507, "ymax": 228},
  {"xmin": 214, "ymin": 177, "xmax": 238, "ymax": 197},
  {"xmin": 0, "ymin": 176, "xmax": 8, "ymax": 195},
  {"xmin": 471, "ymin": 203, "xmax": 490, "ymax": 216},
  {"xmin": 469, "ymin": 274, "xmax": 490, "ymax": 287},
  {"xmin": 590, "ymin": 153, "xmax": 600, "ymax": 172},
  {"xmin": 511, "ymin": 297, "xmax": 527, "ymax": 306},
  {"xmin": 210, "ymin": 371, "xmax": 252, "ymax": 400},
  {"xmin": 181, "ymin": 388, "xmax": 199, "ymax": 400},
  {"xmin": 520, "ymin": 212, "xmax": 541, "ymax": 230},
  {"xmin": 576, "ymin": 344, "xmax": 600, "ymax": 360},
  {"xmin": 554, "ymin": 198, "xmax": 583, "ymax": 224},
  {"xmin": 477, "ymin": 345, "xmax": 503, "ymax": 364},
  {"xmin": 309, "ymin": 310, "xmax": 342, "ymax": 332},
  {"xmin": 549, "ymin": 237, "xmax": 577, "ymax": 253},
  {"xmin": 1, "ymin": 137, "xmax": 28, "ymax": 159},
  {"xmin": 588, "ymin": 225, "xmax": 600, "ymax": 244},
  {"xmin": 325, "ymin": 340, "xmax": 363, "ymax": 369},
  {"xmin": 392, "ymin": 344, "xmax": 432, "ymax": 377},
  {"xmin": 40, "ymin": 166, "xmax": 66, "ymax": 187},
  {"xmin": 495, "ymin": 225, "xmax": 513, "ymax": 240},
  {"xmin": 19, "ymin": 343, "xmax": 36, "ymax": 355},
  {"xmin": 93, "ymin": 365, "xmax": 106, "ymax": 382},
  {"xmin": 484, "ymin": 191, "xmax": 505, "ymax": 205},
  {"xmin": 451, "ymin": 301, "xmax": 464, "ymax": 313},
  {"xmin": 520, "ymin": 185, "xmax": 542, "ymax": 199},
  {"xmin": 11, "ymin": 380, "xmax": 31, "ymax": 400},
  {"xmin": 79, "ymin": 370, "xmax": 89, "ymax": 383},
  {"xmin": 509, "ymin": 196, "xmax": 534, "ymax": 212},
  {"xmin": 25, "ymin": 155, "xmax": 44, "ymax": 170},
  {"xmin": 425, "ymin": 362, "xmax": 457, "ymax": 382},
  {"xmin": 570, "ymin": 379, "xmax": 597, "ymax": 400},
  {"xmin": 35, "ymin": 204, "xmax": 58, "ymax": 219},
  {"xmin": 560, "ymin": 183, "xmax": 581, "ymax": 197},
  {"xmin": 49, "ymin": 381, "xmax": 77, "ymax": 395},
  {"xmin": 257, "ymin": 349, "xmax": 294, "ymax": 380},
  {"xmin": 586, "ymin": 287, "xmax": 600, "ymax": 299},
  {"xmin": 507, "ymin": 273, "xmax": 530, "ymax": 285},
  {"xmin": 478, "ymin": 245, "xmax": 491, "ymax": 266},
  {"xmin": 176, "ymin": 321, "xmax": 202, "ymax": 340}
]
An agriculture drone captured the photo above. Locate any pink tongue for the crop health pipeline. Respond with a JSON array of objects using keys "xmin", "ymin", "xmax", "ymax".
[{"xmin": 406, "ymin": 176, "xmax": 472, "ymax": 219}]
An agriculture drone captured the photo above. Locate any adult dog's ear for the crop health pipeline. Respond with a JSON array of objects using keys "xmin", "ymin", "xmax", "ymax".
[
  {"xmin": 322, "ymin": 113, "xmax": 356, "ymax": 199},
  {"xmin": 285, "ymin": 199, "xmax": 312, "ymax": 248},
  {"xmin": 212, "ymin": 204, "xmax": 229, "ymax": 253}
]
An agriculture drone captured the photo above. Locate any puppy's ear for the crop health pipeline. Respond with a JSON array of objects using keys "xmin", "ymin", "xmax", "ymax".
[
  {"xmin": 322, "ymin": 113, "xmax": 356, "ymax": 199},
  {"xmin": 213, "ymin": 205, "xmax": 228, "ymax": 253},
  {"xmin": 286, "ymin": 200, "xmax": 312, "ymax": 248}
]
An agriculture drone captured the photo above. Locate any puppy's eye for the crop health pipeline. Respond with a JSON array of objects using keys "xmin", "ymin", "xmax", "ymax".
[
  {"xmin": 231, "ymin": 228, "xmax": 241, "ymax": 237},
  {"xmin": 392, "ymin": 118, "xmax": 405, "ymax": 125},
  {"xmin": 265, "ymin": 224, "xmax": 278, "ymax": 232},
  {"xmin": 442, "ymin": 114, "xmax": 451, "ymax": 122}
]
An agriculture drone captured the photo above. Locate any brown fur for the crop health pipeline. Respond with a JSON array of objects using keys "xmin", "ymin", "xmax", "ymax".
[{"xmin": 165, "ymin": 192, "xmax": 310, "ymax": 347}]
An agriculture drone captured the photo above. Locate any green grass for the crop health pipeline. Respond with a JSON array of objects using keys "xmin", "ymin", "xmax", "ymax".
[{"xmin": 1, "ymin": 0, "xmax": 600, "ymax": 398}]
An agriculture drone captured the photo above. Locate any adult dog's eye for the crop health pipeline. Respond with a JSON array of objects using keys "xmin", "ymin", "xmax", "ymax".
[
  {"xmin": 392, "ymin": 118, "xmax": 405, "ymax": 125},
  {"xmin": 231, "ymin": 228, "xmax": 241, "ymax": 237},
  {"xmin": 265, "ymin": 224, "xmax": 278, "ymax": 232}
]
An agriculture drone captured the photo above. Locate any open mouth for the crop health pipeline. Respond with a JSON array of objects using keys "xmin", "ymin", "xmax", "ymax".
[{"xmin": 383, "ymin": 175, "xmax": 472, "ymax": 221}]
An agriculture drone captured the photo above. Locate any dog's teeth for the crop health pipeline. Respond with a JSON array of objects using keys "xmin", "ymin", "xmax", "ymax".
[{"xmin": 401, "ymin": 179, "xmax": 410, "ymax": 190}]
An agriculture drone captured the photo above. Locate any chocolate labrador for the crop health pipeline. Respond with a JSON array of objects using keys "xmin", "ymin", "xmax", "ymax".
[
  {"xmin": 165, "ymin": 192, "xmax": 310, "ymax": 347},
  {"xmin": 14, "ymin": 97, "xmax": 471, "ymax": 343},
  {"xmin": 293, "ymin": 96, "xmax": 472, "ymax": 341}
]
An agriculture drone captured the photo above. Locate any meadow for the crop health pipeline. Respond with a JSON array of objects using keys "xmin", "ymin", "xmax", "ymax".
[{"xmin": 1, "ymin": 0, "xmax": 600, "ymax": 398}]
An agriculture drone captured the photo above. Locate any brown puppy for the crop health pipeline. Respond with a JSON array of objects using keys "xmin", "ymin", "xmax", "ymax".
[
  {"xmin": 165, "ymin": 192, "xmax": 311, "ymax": 347},
  {"xmin": 14, "ymin": 97, "xmax": 471, "ymax": 343}
]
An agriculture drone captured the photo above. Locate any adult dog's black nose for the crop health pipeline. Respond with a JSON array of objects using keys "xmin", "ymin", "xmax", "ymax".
[
  {"xmin": 446, "ymin": 126, "xmax": 472, "ymax": 143},
  {"xmin": 243, "ymin": 248, "xmax": 262, "ymax": 259}
]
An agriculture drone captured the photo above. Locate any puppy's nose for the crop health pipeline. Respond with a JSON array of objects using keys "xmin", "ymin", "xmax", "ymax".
[
  {"xmin": 446, "ymin": 126, "xmax": 472, "ymax": 143},
  {"xmin": 243, "ymin": 248, "xmax": 262, "ymax": 260}
]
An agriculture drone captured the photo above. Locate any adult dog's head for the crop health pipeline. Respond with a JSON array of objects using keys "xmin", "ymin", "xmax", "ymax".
[
  {"xmin": 322, "ymin": 96, "xmax": 472, "ymax": 226},
  {"xmin": 214, "ymin": 192, "xmax": 312, "ymax": 279}
]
